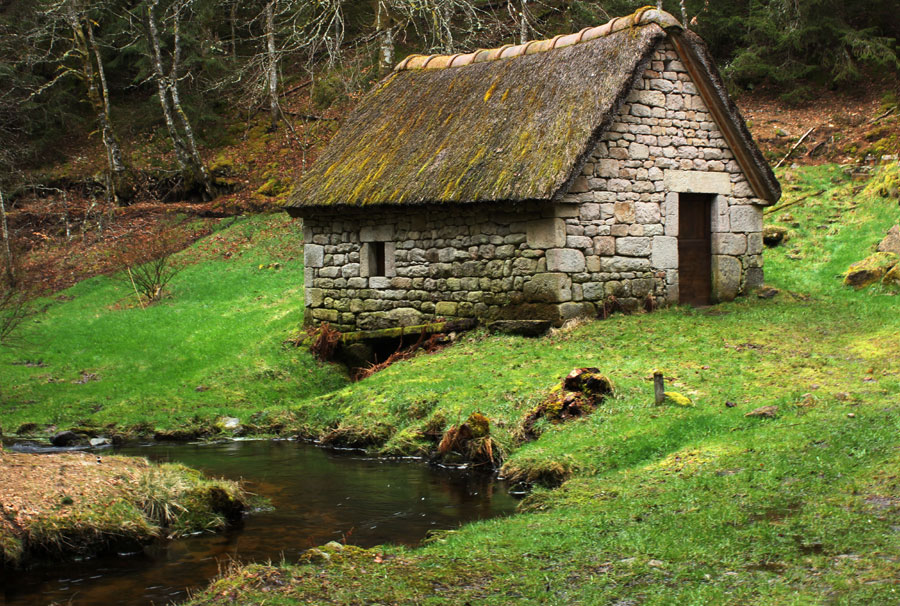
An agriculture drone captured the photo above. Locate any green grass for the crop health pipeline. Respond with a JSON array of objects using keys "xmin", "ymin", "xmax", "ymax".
[
  {"xmin": 186, "ymin": 163, "xmax": 896, "ymax": 604},
  {"xmin": 0, "ymin": 214, "xmax": 346, "ymax": 433},
  {"xmin": 2, "ymin": 163, "xmax": 899, "ymax": 602}
]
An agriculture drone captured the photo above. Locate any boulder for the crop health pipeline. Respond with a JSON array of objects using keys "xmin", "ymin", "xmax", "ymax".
[
  {"xmin": 843, "ymin": 252, "xmax": 899, "ymax": 288},
  {"xmin": 762, "ymin": 225, "xmax": 788, "ymax": 247},
  {"xmin": 882, "ymin": 264, "xmax": 900, "ymax": 289},
  {"xmin": 745, "ymin": 405, "xmax": 778, "ymax": 418},
  {"xmin": 876, "ymin": 225, "xmax": 900, "ymax": 255}
]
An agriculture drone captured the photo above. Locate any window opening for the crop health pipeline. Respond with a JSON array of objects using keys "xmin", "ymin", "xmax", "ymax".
[{"xmin": 372, "ymin": 241, "xmax": 386, "ymax": 277}]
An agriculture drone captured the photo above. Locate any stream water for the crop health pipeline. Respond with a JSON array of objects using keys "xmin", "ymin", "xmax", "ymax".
[{"xmin": 1, "ymin": 439, "xmax": 519, "ymax": 606}]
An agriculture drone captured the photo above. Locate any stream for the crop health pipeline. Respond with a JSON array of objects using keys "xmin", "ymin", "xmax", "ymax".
[{"xmin": 1, "ymin": 439, "xmax": 519, "ymax": 606}]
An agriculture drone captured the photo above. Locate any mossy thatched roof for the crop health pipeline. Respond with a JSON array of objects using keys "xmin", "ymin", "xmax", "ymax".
[{"xmin": 286, "ymin": 9, "xmax": 779, "ymax": 212}]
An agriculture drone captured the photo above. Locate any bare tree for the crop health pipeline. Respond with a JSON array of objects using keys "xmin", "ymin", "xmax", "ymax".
[
  {"xmin": 28, "ymin": 0, "xmax": 133, "ymax": 204},
  {"xmin": 143, "ymin": 0, "xmax": 214, "ymax": 200},
  {"xmin": 265, "ymin": 0, "xmax": 280, "ymax": 130}
]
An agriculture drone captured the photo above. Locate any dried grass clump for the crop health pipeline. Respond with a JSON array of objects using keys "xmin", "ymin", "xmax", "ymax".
[
  {"xmin": 438, "ymin": 412, "xmax": 501, "ymax": 466},
  {"xmin": 520, "ymin": 368, "xmax": 613, "ymax": 441},
  {"xmin": 306, "ymin": 323, "xmax": 342, "ymax": 361},
  {"xmin": 352, "ymin": 330, "xmax": 446, "ymax": 380}
]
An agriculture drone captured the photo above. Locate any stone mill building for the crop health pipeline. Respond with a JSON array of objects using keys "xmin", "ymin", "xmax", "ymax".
[{"xmin": 285, "ymin": 8, "xmax": 781, "ymax": 332}]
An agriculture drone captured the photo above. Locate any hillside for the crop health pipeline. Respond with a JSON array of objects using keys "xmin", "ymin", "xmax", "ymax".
[{"xmin": 2, "ymin": 156, "xmax": 899, "ymax": 600}]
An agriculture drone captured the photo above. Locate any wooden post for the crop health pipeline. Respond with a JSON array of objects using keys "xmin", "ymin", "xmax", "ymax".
[{"xmin": 653, "ymin": 372, "xmax": 665, "ymax": 405}]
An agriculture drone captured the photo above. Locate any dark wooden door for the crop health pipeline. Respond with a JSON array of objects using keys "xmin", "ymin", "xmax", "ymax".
[{"xmin": 678, "ymin": 193, "xmax": 712, "ymax": 306}]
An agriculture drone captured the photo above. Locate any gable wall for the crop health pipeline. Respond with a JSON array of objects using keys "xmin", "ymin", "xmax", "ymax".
[{"xmin": 555, "ymin": 39, "xmax": 764, "ymax": 306}]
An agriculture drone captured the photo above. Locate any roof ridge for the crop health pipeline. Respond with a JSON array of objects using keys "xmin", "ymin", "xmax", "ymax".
[{"xmin": 395, "ymin": 7, "xmax": 682, "ymax": 72}]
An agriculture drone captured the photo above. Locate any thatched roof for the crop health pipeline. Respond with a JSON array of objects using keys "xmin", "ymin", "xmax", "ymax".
[{"xmin": 286, "ymin": 9, "xmax": 779, "ymax": 212}]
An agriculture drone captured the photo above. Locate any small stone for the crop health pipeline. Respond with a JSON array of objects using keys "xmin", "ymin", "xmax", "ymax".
[
  {"xmin": 847, "ymin": 413, "xmax": 856, "ymax": 418},
  {"xmin": 762, "ymin": 225, "xmax": 788, "ymax": 247},
  {"xmin": 876, "ymin": 225, "xmax": 900, "ymax": 255},
  {"xmin": 745, "ymin": 405, "xmax": 778, "ymax": 419}
]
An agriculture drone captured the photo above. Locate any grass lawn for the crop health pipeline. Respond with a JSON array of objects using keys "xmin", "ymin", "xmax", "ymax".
[
  {"xmin": 0, "ymin": 214, "xmax": 346, "ymax": 434},
  {"xmin": 2, "ymin": 163, "xmax": 899, "ymax": 603}
]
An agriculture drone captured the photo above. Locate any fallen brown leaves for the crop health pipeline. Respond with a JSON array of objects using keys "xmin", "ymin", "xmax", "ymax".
[{"xmin": 0, "ymin": 451, "xmax": 149, "ymax": 543}]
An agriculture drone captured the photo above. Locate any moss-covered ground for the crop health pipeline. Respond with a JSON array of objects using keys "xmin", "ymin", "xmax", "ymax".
[{"xmin": 1, "ymin": 163, "xmax": 899, "ymax": 602}]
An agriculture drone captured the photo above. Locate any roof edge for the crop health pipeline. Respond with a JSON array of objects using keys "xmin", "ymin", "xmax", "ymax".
[
  {"xmin": 670, "ymin": 31, "xmax": 781, "ymax": 204},
  {"xmin": 395, "ymin": 7, "xmax": 682, "ymax": 72}
]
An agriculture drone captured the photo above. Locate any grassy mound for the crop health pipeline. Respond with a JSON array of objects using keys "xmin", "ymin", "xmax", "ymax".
[{"xmin": 0, "ymin": 452, "xmax": 251, "ymax": 568}]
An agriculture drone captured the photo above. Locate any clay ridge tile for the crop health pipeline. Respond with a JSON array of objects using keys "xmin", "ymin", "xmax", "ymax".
[{"xmin": 395, "ymin": 7, "xmax": 681, "ymax": 72}]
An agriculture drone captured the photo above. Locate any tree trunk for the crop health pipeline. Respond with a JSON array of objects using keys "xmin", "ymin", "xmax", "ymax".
[
  {"xmin": 65, "ymin": 2, "xmax": 130, "ymax": 205},
  {"xmin": 168, "ymin": 3, "xmax": 214, "ymax": 199},
  {"xmin": 145, "ymin": 0, "xmax": 192, "ymax": 174},
  {"xmin": 0, "ymin": 188, "xmax": 14, "ymax": 288},
  {"xmin": 519, "ymin": 0, "xmax": 529, "ymax": 44},
  {"xmin": 85, "ymin": 20, "xmax": 132, "ymax": 203},
  {"xmin": 265, "ymin": 0, "xmax": 279, "ymax": 131},
  {"xmin": 375, "ymin": 1, "xmax": 394, "ymax": 76},
  {"xmin": 230, "ymin": 0, "xmax": 238, "ymax": 60}
]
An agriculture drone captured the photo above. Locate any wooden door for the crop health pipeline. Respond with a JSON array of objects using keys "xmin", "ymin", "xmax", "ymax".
[{"xmin": 678, "ymin": 193, "xmax": 712, "ymax": 306}]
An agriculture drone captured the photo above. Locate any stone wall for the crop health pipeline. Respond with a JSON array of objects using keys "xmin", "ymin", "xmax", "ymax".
[
  {"xmin": 556, "ymin": 40, "xmax": 764, "ymax": 307},
  {"xmin": 299, "ymin": 39, "xmax": 767, "ymax": 331},
  {"xmin": 302, "ymin": 203, "xmax": 571, "ymax": 331}
]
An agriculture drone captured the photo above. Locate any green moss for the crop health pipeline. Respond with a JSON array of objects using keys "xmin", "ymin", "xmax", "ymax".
[
  {"xmin": 843, "ymin": 252, "xmax": 899, "ymax": 288},
  {"xmin": 664, "ymin": 391, "xmax": 694, "ymax": 407},
  {"xmin": 864, "ymin": 162, "xmax": 900, "ymax": 201}
]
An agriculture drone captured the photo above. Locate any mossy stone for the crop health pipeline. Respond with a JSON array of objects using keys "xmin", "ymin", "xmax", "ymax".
[
  {"xmin": 843, "ymin": 252, "xmax": 899, "ymax": 289},
  {"xmin": 664, "ymin": 392, "xmax": 693, "ymax": 407}
]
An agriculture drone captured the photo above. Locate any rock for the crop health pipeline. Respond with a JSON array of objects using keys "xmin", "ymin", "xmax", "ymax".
[
  {"xmin": 762, "ymin": 225, "xmax": 788, "ymax": 247},
  {"xmin": 745, "ymin": 405, "xmax": 778, "ymax": 418},
  {"xmin": 883, "ymin": 264, "xmax": 900, "ymax": 289},
  {"xmin": 843, "ymin": 252, "xmax": 899, "ymax": 288},
  {"xmin": 488, "ymin": 320, "xmax": 551, "ymax": 337},
  {"xmin": 89, "ymin": 437, "xmax": 111, "ymax": 448},
  {"xmin": 51, "ymin": 431, "xmax": 82, "ymax": 447},
  {"xmin": 876, "ymin": 225, "xmax": 900, "ymax": 255},
  {"xmin": 220, "ymin": 417, "xmax": 241, "ymax": 431},
  {"xmin": 663, "ymin": 392, "xmax": 693, "ymax": 407},
  {"xmin": 524, "ymin": 273, "xmax": 572, "ymax": 303},
  {"xmin": 711, "ymin": 255, "xmax": 741, "ymax": 302},
  {"xmin": 299, "ymin": 548, "xmax": 331, "ymax": 564}
]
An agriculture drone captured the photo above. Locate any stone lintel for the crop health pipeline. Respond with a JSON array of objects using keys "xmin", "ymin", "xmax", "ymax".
[{"xmin": 663, "ymin": 170, "xmax": 731, "ymax": 195}]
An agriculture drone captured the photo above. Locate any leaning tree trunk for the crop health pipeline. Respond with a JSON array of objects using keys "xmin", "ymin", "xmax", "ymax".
[
  {"xmin": 66, "ymin": 4, "xmax": 131, "ymax": 205},
  {"xmin": 265, "ymin": 0, "xmax": 279, "ymax": 131},
  {"xmin": 85, "ymin": 21, "xmax": 133, "ymax": 203}
]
